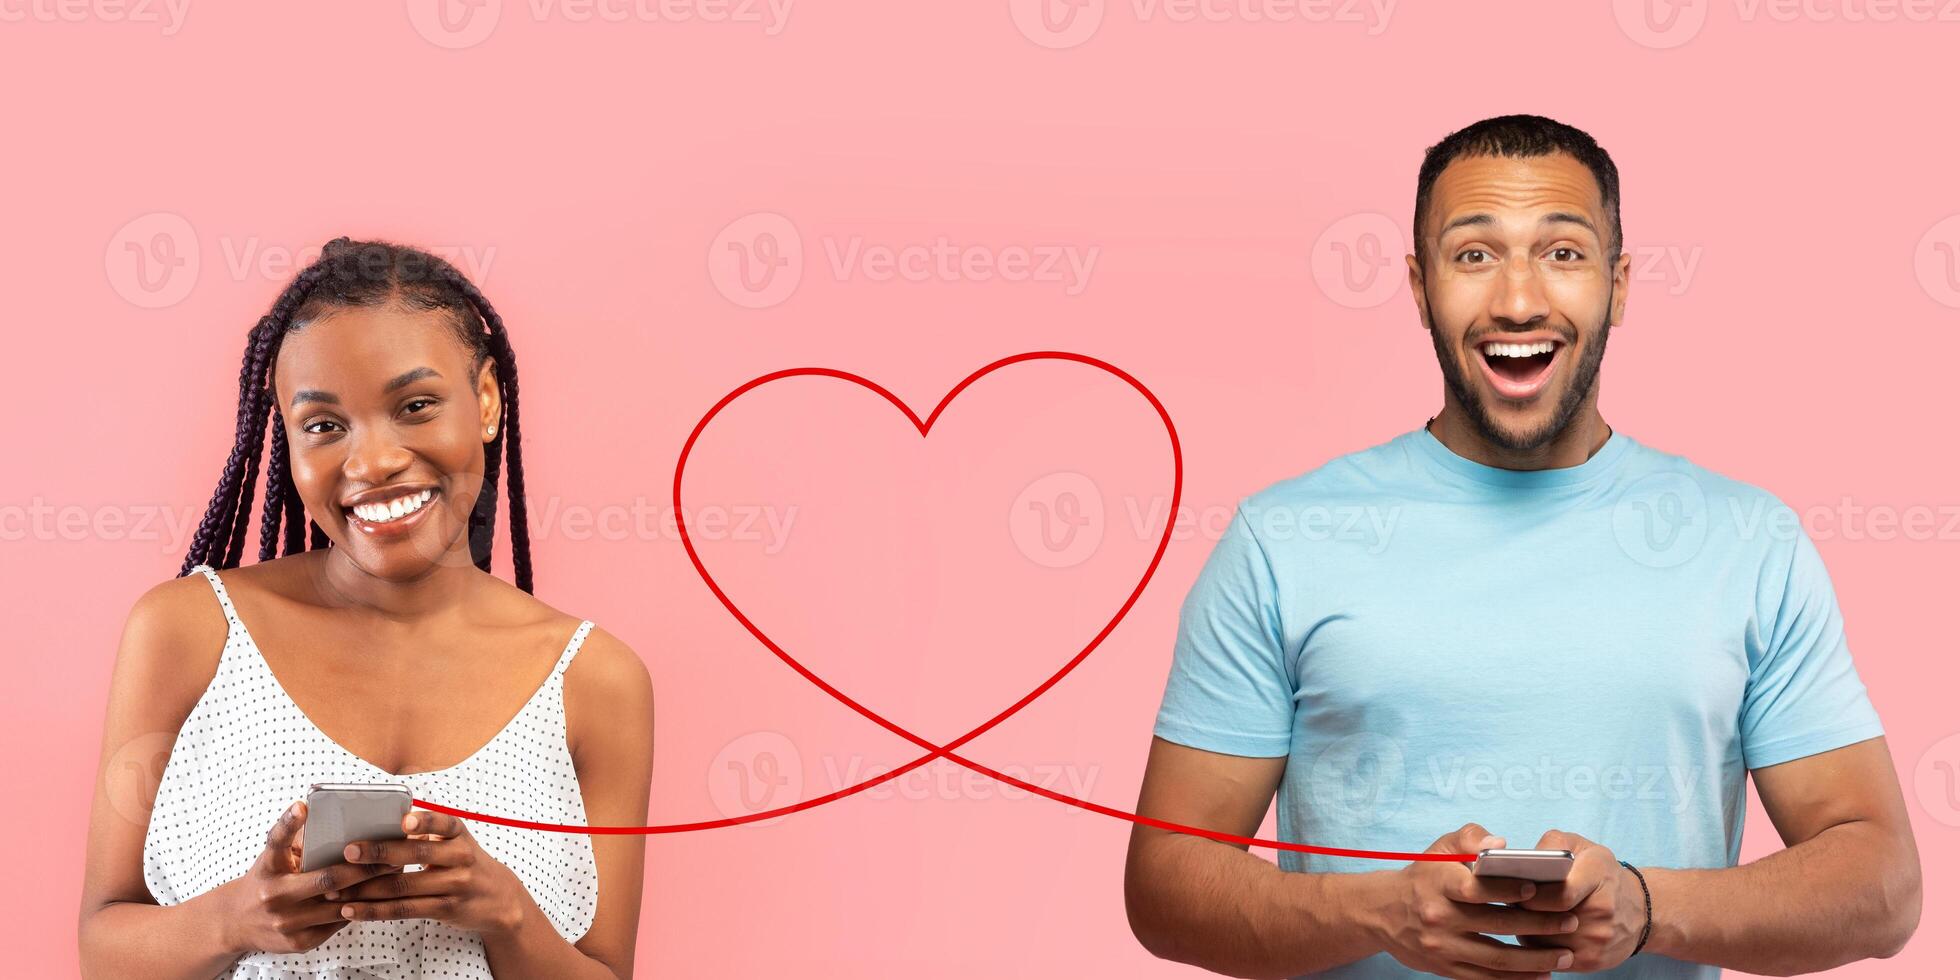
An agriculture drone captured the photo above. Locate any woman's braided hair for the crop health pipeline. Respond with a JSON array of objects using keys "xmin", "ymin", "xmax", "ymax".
[{"xmin": 178, "ymin": 237, "xmax": 534, "ymax": 593}]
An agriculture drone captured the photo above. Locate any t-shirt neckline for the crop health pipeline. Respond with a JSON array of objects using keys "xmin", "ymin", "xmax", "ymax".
[{"xmin": 1410, "ymin": 423, "xmax": 1632, "ymax": 490}]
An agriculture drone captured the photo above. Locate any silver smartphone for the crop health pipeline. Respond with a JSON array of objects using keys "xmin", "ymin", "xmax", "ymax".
[
  {"xmin": 301, "ymin": 783, "xmax": 413, "ymax": 872},
  {"xmin": 1470, "ymin": 847, "xmax": 1575, "ymax": 882}
]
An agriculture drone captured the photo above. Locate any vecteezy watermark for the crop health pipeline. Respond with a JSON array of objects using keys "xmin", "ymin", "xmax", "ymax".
[
  {"xmin": 1731, "ymin": 496, "xmax": 1960, "ymax": 544},
  {"xmin": 406, "ymin": 0, "xmax": 793, "ymax": 49},
  {"xmin": 1625, "ymin": 243, "xmax": 1704, "ymax": 296},
  {"xmin": 708, "ymin": 210, "xmax": 1100, "ymax": 308},
  {"xmin": 1913, "ymin": 731, "xmax": 1960, "ymax": 828},
  {"xmin": 105, "ymin": 731, "xmax": 179, "ymax": 826},
  {"xmin": 1914, "ymin": 212, "xmax": 1960, "ymax": 309},
  {"xmin": 706, "ymin": 730, "xmax": 1104, "ymax": 823},
  {"xmin": 0, "ymin": 494, "xmax": 797, "ymax": 554},
  {"xmin": 1008, "ymin": 472, "xmax": 1401, "ymax": 568},
  {"xmin": 1312, "ymin": 212, "xmax": 1406, "ymax": 310},
  {"xmin": 1612, "ymin": 476, "xmax": 1960, "ymax": 567},
  {"xmin": 1009, "ymin": 0, "xmax": 1397, "ymax": 49},
  {"xmin": 1009, "ymin": 472, "xmax": 1106, "ymax": 569},
  {"xmin": 104, "ymin": 212, "xmax": 499, "ymax": 310},
  {"xmin": 708, "ymin": 730, "xmax": 804, "ymax": 827},
  {"xmin": 1305, "ymin": 732, "xmax": 1708, "ymax": 828},
  {"xmin": 527, "ymin": 496, "xmax": 799, "ymax": 553},
  {"xmin": 1614, "ymin": 0, "xmax": 1960, "ymax": 49},
  {"xmin": 1613, "ymin": 471, "xmax": 1712, "ymax": 568},
  {"xmin": 0, "ymin": 0, "xmax": 189, "ymax": 34}
]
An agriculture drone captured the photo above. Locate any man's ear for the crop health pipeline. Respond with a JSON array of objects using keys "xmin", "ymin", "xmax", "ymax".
[{"xmin": 1406, "ymin": 251, "xmax": 1429, "ymax": 330}]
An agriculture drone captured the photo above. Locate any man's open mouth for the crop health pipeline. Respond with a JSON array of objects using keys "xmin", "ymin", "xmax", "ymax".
[{"xmin": 1476, "ymin": 339, "xmax": 1563, "ymax": 400}]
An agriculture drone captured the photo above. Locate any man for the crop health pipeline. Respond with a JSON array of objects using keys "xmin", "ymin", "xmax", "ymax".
[{"xmin": 1123, "ymin": 114, "xmax": 1921, "ymax": 979}]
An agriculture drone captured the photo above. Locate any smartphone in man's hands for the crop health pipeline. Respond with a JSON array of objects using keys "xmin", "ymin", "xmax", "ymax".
[{"xmin": 1470, "ymin": 847, "xmax": 1574, "ymax": 882}]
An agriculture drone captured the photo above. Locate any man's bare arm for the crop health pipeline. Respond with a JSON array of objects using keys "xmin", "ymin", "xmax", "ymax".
[
  {"xmin": 1124, "ymin": 737, "xmax": 1395, "ymax": 978},
  {"xmin": 1642, "ymin": 737, "xmax": 1921, "ymax": 975}
]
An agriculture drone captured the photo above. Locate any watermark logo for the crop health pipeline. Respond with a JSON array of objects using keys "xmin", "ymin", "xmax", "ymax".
[
  {"xmin": 709, "ymin": 210, "xmax": 1099, "ymax": 308},
  {"xmin": 407, "ymin": 0, "xmax": 502, "ymax": 48},
  {"xmin": 104, "ymin": 214, "xmax": 499, "ymax": 310},
  {"xmin": 1307, "ymin": 732, "xmax": 1407, "ymax": 827},
  {"xmin": 710, "ymin": 211, "xmax": 804, "ymax": 309},
  {"xmin": 1012, "ymin": 0, "xmax": 1396, "ymax": 46},
  {"xmin": 1613, "ymin": 471, "xmax": 1710, "ymax": 568},
  {"xmin": 1009, "ymin": 0, "xmax": 1106, "ymax": 48},
  {"xmin": 106, "ymin": 212, "xmax": 199, "ymax": 309},
  {"xmin": 0, "ymin": 0, "xmax": 189, "ymax": 34},
  {"xmin": 1914, "ymin": 213, "xmax": 1960, "ymax": 309},
  {"xmin": 1616, "ymin": 0, "xmax": 1960, "ymax": 48},
  {"xmin": 1312, "ymin": 212, "xmax": 1405, "ymax": 309},
  {"xmin": 105, "ymin": 731, "xmax": 178, "ymax": 826},
  {"xmin": 708, "ymin": 730, "xmax": 803, "ymax": 827},
  {"xmin": 408, "ymin": 0, "xmax": 792, "ymax": 47},
  {"xmin": 1009, "ymin": 471, "xmax": 1106, "ymax": 568},
  {"xmin": 1430, "ymin": 754, "xmax": 1703, "ymax": 815},
  {"xmin": 1613, "ymin": 0, "xmax": 1708, "ymax": 48},
  {"xmin": 1914, "ymin": 731, "xmax": 1960, "ymax": 828}
]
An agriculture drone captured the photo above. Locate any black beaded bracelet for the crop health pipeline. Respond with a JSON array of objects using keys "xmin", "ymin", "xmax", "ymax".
[{"xmin": 1619, "ymin": 860, "xmax": 1652, "ymax": 957}]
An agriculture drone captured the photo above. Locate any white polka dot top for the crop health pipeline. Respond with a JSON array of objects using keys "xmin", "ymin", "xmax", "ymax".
[{"xmin": 142, "ymin": 564, "xmax": 600, "ymax": 979}]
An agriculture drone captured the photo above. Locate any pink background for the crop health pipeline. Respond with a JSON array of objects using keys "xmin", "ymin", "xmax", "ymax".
[{"xmin": 5, "ymin": 1, "xmax": 1958, "ymax": 976}]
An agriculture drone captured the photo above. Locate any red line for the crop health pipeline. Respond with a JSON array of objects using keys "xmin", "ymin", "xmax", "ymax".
[{"xmin": 415, "ymin": 352, "xmax": 1473, "ymax": 864}]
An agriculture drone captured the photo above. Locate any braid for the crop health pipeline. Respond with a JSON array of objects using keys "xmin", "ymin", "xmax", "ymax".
[
  {"xmin": 438, "ymin": 265, "xmax": 533, "ymax": 594},
  {"xmin": 259, "ymin": 411, "xmax": 290, "ymax": 561},
  {"xmin": 222, "ymin": 323, "xmax": 281, "ymax": 567},
  {"xmin": 181, "ymin": 237, "xmax": 534, "ymax": 592},
  {"xmin": 180, "ymin": 262, "xmax": 329, "ymax": 575}
]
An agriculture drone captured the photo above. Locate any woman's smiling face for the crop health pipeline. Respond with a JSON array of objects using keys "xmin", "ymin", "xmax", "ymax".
[{"xmin": 272, "ymin": 303, "xmax": 499, "ymax": 576}]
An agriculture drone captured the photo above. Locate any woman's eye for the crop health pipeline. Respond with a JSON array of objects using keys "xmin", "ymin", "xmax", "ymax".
[
  {"xmin": 302, "ymin": 420, "xmax": 340, "ymax": 435},
  {"xmin": 403, "ymin": 397, "xmax": 437, "ymax": 415}
]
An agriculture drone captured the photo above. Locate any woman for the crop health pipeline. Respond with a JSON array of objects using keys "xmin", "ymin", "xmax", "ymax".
[{"xmin": 79, "ymin": 238, "xmax": 655, "ymax": 978}]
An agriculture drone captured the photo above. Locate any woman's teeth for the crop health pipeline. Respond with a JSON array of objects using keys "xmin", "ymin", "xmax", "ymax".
[{"xmin": 351, "ymin": 488, "xmax": 435, "ymax": 524}]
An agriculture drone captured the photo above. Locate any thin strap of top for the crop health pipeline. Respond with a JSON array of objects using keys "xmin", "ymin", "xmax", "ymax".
[
  {"xmin": 186, "ymin": 563, "xmax": 241, "ymax": 625},
  {"xmin": 554, "ymin": 620, "xmax": 597, "ymax": 678}
]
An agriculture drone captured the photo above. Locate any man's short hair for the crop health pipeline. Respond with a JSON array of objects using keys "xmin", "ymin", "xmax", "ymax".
[{"xmin": 1412, "ymin": 114, "xmax": 1623, "ymax": 271}]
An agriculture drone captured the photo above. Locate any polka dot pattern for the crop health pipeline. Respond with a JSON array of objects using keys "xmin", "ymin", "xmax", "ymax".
[{"xmin": 142, "ymin": 565, "xmax": 600, "ymax": 978}]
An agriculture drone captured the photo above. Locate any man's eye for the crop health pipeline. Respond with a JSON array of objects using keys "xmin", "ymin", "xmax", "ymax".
[
  {"xmin": 1457, "ymin": 249, "xmax": 1491, "ymax": 264},
  {"xmin": 1549, "ymin": 248, "xmax": 1583, "ymax": 262}
]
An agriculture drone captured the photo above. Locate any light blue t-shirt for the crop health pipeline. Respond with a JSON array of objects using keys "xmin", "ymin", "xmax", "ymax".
[{"xmin": 1152, "ymin": 426, "xmax": 1885, "ymax": 979}]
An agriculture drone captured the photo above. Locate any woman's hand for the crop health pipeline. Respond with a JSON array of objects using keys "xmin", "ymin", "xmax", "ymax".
[
  {"xmin": 330, "ymin": 810, "xmax": 529, "ymax": 937},
  {"xmin": 216, "ymin": 800, "xmax": 406, "ymax": 954}
]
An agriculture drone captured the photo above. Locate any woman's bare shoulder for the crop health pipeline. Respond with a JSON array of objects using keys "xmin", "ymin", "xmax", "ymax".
[
  {"xmin": 553, "ymin": 616, "xmax": 653, "ymax": 751},
  {"xmin": 113, "ymin": 564, "xmax": 237, "ymax": 725},
  {"xmin": 477, "ymin": 579, "xmax": 655, "ymax": 754}
]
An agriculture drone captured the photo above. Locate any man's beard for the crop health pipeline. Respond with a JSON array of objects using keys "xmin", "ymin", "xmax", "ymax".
[{"xmin": 1425, "ymin": 291, "xmax": 1613, "ymax": 453}]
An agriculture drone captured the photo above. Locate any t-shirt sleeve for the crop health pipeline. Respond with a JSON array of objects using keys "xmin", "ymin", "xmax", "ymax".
[
  {"xmin": 1739, "ymin": 508, "xmax": 1885, "ymax": 770},
  {"xmin": 1151, "ymin": 502, "xmax": 1295, "ymax": 758}
]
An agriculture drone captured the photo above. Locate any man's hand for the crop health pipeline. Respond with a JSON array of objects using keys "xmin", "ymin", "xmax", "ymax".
[
  {"xmin": 1368, "ymin": 823, "xmax": 1580, "ymax": 980},
  {"xmin": 1509, "ymin": 829, "xmax": 1647, "ymax": 972}
]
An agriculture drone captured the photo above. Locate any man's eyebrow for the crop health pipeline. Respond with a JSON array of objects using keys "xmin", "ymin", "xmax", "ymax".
[
  {"xmin": 290, "ymin": 367, "xmax": 443, "ymax": 410},
  {"xmin": 1438, "ymin": 211, "xmax": 1599, "ymax": 237}
]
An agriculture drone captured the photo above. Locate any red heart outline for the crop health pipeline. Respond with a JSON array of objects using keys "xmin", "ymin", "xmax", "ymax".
[{"xmin": 417, "ymin": 351, "xmax": 1471, "ymax": 863}]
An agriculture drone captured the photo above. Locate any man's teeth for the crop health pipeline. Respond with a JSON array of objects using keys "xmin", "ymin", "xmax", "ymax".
[
  {"xmin": 1482, "ymin": 341, "xmax": 1557, "ymax": 358},
  {"xmin": 352, "ymin": 488, "xmax": 435, "ymax": 524}
]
